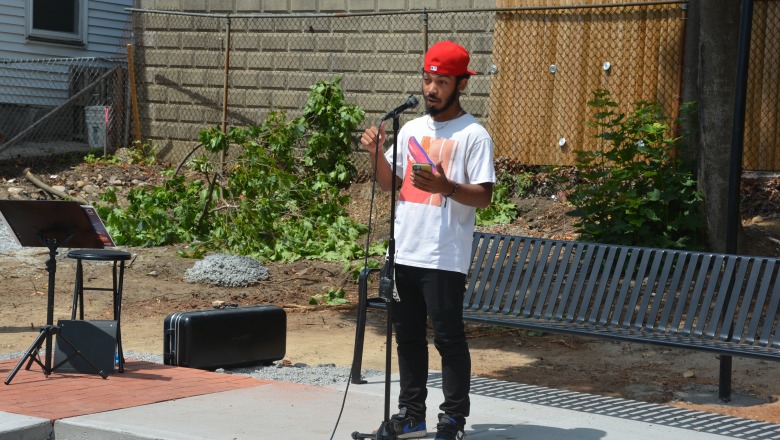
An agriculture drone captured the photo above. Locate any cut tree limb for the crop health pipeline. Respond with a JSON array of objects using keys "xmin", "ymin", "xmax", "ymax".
[{"xmin": 24, "ymin": 168, "xmax": 88, "ymax": 204}]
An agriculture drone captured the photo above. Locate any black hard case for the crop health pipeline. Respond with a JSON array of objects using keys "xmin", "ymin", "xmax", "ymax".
[{"xmin": 163, "ymin": 305, "xmax": 286, "ymax": 370}]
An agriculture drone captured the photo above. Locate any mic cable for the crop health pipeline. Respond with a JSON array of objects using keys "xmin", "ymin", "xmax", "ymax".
[{"xmin": 329, "ymin": 122, "xmax": 384, "ymax": 440}]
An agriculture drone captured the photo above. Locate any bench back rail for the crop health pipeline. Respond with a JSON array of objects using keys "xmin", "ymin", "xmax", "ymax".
[{"xmin": 466, "ymin": 233, "xmax": 780, "ymax": 351}]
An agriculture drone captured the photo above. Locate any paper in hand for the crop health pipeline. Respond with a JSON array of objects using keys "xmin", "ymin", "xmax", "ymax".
[{"xmin": 408, "ymin": 136, "xmax": 436, "ymax": 169}]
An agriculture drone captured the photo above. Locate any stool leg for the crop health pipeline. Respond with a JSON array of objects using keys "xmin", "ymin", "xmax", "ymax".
[
  {"xmin": 78, "ymin": 261, "xmax": 85, "ymax": 320},
  {"xmin": 71, "ymin": 260, "xmax": 83, "ymax": 320},
  {"xmin": 115, "ymin": 261, "xmax": 125, "ymax": 373}
]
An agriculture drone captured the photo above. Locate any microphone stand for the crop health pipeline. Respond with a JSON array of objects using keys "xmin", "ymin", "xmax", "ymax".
[{"xmin": 352, "ymin": 115, "xmax": 401, "ymax": 440}]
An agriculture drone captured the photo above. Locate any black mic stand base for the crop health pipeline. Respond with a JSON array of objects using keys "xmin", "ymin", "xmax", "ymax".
[{"xmin": 351, "ymin": 421, "xmax": 396, "ymax": 440}]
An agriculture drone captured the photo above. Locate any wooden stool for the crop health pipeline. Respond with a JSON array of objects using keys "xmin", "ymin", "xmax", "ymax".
[{"xmin": 68, "ymin": 249, "xmax": 131, "ymax": 372}]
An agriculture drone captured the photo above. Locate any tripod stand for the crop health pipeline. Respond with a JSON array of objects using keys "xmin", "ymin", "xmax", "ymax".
[
  {"xmin": 352, "ymin": 114, "xmax": 403, "ymax": 440},
  {"xmin": 1, "ymin": 200, "xmax": 111, "ymax": 385}
]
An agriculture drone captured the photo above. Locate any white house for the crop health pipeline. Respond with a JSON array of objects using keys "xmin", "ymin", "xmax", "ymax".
[
  {"xmin": 0, "ymin": 0, "xmax": 133, "ymax": 60},
  {"xmin": 0, "ymin": 0, "xmax": 133, "ymax": 157}
]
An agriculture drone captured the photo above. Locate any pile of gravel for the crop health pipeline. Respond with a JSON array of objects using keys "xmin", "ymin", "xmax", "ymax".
[
  {"xmin": 124, "ymin": 352, "xmax": 381, "ymax": 386},
  {"xmin": 0, "ymin": 351, "xmax": 381, "ymax": 387},
  {"xmin": 184, "ymin": 253, "xmax": 270, "ymax": 287},
  {"xmin": 221, "ymin": 362, "xmax": 382, "ymax": 387}
]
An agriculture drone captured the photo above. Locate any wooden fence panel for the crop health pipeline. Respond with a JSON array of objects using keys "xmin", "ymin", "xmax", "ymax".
[
  {"xmin": 490, "ymin": 1, "xmax": 685, "ymax": 166},
  {"xmin": 745, "ymin": 0, "xmax": 780, "ymax": 171}
]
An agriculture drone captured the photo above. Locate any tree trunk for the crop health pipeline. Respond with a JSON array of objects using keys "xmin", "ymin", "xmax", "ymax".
[{"xmin": 689, "ymin": 0, "xmax": 742, "ymax": 253}]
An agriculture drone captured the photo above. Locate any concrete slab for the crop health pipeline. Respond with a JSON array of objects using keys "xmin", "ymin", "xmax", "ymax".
[
  {"xmin": 54, "ymin": 372, "xmax": 780, "ymax": 440},
  {"xmin": 0, "ymin": 411, "xmax": 52, "ymax": 440}
]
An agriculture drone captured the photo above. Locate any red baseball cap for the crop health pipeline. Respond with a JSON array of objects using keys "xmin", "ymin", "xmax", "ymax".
[{"xmin": 423, "ymin": 41, "xmax": 477, "ymax": 76}]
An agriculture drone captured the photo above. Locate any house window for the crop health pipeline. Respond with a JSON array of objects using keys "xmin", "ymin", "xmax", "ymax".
[{"xmin": 26, "ymin": 0, "xmax": 87, "ymax": 46}]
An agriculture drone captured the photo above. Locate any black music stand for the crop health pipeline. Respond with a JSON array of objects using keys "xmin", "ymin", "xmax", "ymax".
[{"xmin": 0, "ymin": 200, "xmax": 110, "ymax": 384}]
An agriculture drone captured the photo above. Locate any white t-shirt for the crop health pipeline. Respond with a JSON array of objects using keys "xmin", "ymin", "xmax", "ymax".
[{"xmin": 384, "ymin": 113, "xmax": 496, "ymax": 274}]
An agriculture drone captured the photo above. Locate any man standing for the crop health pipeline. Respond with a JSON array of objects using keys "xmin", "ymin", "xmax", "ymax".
[{"xmin": 360, "ymin": 40, "xmax": 495, "ymax": 440}]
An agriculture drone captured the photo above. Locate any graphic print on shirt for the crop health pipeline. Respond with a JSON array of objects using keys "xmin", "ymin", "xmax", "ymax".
[{"xmin": 400, "ymin": 135, "xmax": 458, "ymax": 207}]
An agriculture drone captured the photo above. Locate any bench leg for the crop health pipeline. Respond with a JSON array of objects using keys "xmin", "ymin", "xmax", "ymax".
[
  {"xmin": 719, "ymin": 355, "xmax": 732, "ymax": 402},
  {"xmin": 350, "ymin": 268, "xmax": 373, "ymax": 385}
]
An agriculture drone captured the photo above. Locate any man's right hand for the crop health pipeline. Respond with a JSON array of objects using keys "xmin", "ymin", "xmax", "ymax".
[{"xmin": 360, "ymin": 125, "xmax": 387, "ymax": 155}]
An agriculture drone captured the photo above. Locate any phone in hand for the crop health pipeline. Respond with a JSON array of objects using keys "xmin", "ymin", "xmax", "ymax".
[{"xmin": 412, "ymin": 163, "xmax": 432, "ymax": 173}]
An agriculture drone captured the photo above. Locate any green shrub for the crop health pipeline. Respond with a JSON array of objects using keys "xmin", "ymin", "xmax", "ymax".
[{"xmin": 566, "ymin": 89, "xmax": 703, "ymax": 249}]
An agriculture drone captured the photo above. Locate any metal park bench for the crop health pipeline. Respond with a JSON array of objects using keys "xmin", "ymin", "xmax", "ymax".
[{"xmin": 351, "ymin": 232, "xmax": 780, "ymax": 400}]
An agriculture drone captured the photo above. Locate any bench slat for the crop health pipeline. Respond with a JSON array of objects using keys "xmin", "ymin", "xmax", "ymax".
[
  {"xmin": 760, "ymin": 278, "xmax": 780, "ymax": 348},
  {"xmin": 714, "ymin": 257, "xmax": 751, "ymax": 341},
  {"xmin": 543, "ymin": 242, "xmax": 576, "ymax": 321},
  {"xmin": 632, "ymin": 249, "xmax": 665, "ymax": 330},
  {"xmin": 743, "ymin": 260, "xmax": 775, "ymax": 345},
  {"xmin": 563, "ymin": 243, "xmax": 590, "ymax": 323},
  {"xmin": 531, "ymin": 241, "xmax": 565, "ymax": 319},
  {"xmin": 521, "ymin": 240, "xmax": 554, "ymax": 318},
  {"xmin": 735, "ymin": 259, "xmax": 761, "ymax": 344},
  {"xmin": 509, "ymin": 239, "xmax": 540, "ymax": 316},
  {"xmin": 553, "ymin": 243, "xmax": 585, "ymax": 321},
  {"xmin": 696, "ymin": 255, "xmax": 730, "ymax": 338},
  {"xmin": 657, "ymin": 251, "xmax": 689, "ymax": 333},
  {"xmin": 583, "ymin": 245, "xmax": 617, "ymax": 326},
  {"xmin": 644, "ymin": 250, "xmax": 677, "ymax": 332},
  {"xmin": 575, "ymin": 245, "xmax": 607, "ymax": 325},
  {"xmin": 493, "ymin": 237, "xmax": 522, "ymax": 313},
  {"xmin": 598, "ymin": 246, "xmax": 630, "ymax": 326},
  {"xmin": 680, "ymin": 254, "xmax": 712, "ymax": 337},
  {"xmin": 482, "ymin": 234, "xmax": 512, "ymax": 313},
  {"xmin": 621, "ymin": 249, "xmax": 652, "ymax": 329}
]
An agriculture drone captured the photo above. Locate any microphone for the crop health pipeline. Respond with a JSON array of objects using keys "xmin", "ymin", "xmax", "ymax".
[{"xmin": 380, "ymin": 95, "xmax": 419, "ymax": 122}]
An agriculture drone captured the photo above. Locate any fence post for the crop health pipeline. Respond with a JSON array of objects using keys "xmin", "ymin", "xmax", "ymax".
[
  {"xmin": 127, "ymin": 44, "xmax": 142, "ymax": 143},
  {"xmin": 421, "ymin": 9, "xmax": 429, "ymax": 52},
  {"xmin": 221, "ymin": 15, "xmax": 232, "ymax": 175},
  {"xmin": 672, "ymin": 2, "xmax": 689, "ymax": 143}
]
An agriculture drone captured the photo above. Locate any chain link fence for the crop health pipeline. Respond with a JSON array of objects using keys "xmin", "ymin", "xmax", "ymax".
[
  {"xmin": 0, "ymin": 57, "xmax": 129, "ymax": 163},
  {"xmin": 0, "ymin": 3, "xmax": 775, "ymax": 172},
  {"xmin": 128, "ymin": 5, "xmax": 693, "ymax": 170}
]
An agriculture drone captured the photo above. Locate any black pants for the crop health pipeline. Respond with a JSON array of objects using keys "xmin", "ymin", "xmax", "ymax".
[{"xmin": 392, "ymin": 264, "xmax": 470, "ymax": 424}]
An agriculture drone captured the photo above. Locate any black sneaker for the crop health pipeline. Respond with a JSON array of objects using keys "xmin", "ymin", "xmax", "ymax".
[
  {"xmin": 435, "ymin": 413, "xmax": 465, "ymax": 440},
  {"xmin": 388, "ymin": 407, "xmax": 427, "ymax": 439}
]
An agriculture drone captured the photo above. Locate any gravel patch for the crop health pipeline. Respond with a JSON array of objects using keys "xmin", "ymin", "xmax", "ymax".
[
  {"xmin": 184, "ymin": 253, "xmax": 270, "ymax": 287},
  {"xmin": 0, "ymin": 351, "xmax": 382, "ymax": 387}
]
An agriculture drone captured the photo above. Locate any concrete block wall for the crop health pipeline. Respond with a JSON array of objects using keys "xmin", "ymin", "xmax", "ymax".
[{"xmin": 131, "ymin": 1, "xmax": 498, "ymax": 163}]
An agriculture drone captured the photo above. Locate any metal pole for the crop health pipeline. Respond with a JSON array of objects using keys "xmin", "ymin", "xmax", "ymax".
[
  {"xmin": 127, "ymin": 44, "xmax": 142, "ymax": 142},
  {"xmin": 671, "ymin": 1, "xmax": 689, "ymax": 143},
  {"xmin": 722, "ymin": 0, "xmax": 753, "ymax": 403},
  {"xmin": 221, "ymin": 15, "xmax": 232, "ymax": 175},
  {"xmin": 422, "ymin": 9, "xmax": 429, "ymax": 53}
]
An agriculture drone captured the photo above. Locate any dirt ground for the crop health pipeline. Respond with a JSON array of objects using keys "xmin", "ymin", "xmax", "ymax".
[{"xmin": 1, "ymin": 157, "xmax": 779, "ymax": 425}]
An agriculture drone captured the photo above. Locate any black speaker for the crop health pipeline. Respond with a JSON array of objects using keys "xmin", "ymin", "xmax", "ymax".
[{"xmin": 54, "ymin": 320, "xmax": 117, "ymax": 375}]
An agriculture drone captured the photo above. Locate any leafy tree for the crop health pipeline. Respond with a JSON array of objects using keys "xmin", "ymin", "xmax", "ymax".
[{"xmin": 98, "ymin": 77, "xmax": 369, "ymax": 262}]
